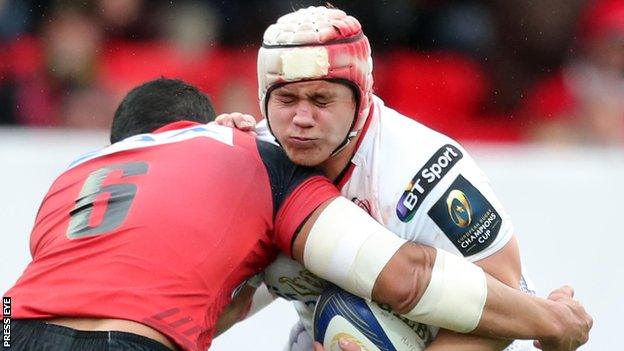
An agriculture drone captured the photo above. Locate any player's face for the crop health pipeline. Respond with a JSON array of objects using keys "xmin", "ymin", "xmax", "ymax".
[{"xmin": 267, "ymin": 80, "xmax": 356, "ymax": 167}]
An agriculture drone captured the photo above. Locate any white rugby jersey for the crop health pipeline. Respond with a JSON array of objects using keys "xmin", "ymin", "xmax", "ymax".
[
  {"xmin": 257, "ymin": 95, "xmax": 534, "ymax": 350},
  {"xmin": 340, "ymin": 97, "xmax": 514, "ymax": 259}
]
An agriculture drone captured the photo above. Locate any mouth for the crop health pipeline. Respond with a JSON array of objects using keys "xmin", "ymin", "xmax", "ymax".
[{"xmin": 287, "ymin": 136, "xmax": 318, "ymax": 148}]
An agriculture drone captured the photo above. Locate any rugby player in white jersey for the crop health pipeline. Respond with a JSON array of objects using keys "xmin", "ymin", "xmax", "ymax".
[{"xmin": 216, "ymin": 6, "xmax": 591, "ymax": 351}]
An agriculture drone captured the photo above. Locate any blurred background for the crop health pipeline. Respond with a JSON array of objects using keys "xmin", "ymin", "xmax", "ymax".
[
  {"xmin": 1, "ymin": 0, "xmax": 623, "ymax": 144},
  {"xmin": 1, "ymin": 0, "xmax": 622, "ymax": 350}
]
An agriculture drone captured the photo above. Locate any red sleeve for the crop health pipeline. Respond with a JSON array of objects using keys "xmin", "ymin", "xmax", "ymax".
[{"xmin": 273, "ymin": 176, "xmax": 340, "ymax": 257}]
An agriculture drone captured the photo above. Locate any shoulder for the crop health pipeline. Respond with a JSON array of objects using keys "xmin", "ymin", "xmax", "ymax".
[
  {"xmin": 375, "ymin": 98, "xmax": 455, "ymax": 148},
  {"xmin": 373, "ymin": 102, "xmax": 514, "ymax": 259},
  {"xmin": 372, "ymin": 100, "xmax": 488, "ymax": 221},
  {"xmin": 374, "ymin": 99, "xmax": 467, "ymax": 176}
]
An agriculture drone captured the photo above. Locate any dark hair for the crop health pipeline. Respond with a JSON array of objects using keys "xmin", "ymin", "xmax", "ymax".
[{"xmin": 110, "ymin": 78, "xmax": 216, "ymax": 143}]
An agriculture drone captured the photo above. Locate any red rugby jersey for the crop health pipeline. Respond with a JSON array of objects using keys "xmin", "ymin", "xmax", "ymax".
[{"xmin": 5, "ymin": 121, "xmax": 339, "ymax": 350}]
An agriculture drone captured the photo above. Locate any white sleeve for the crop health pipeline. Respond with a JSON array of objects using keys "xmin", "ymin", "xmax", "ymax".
[
  {"xmin": 434, "ymin": 146, "xmax": 514, "ymax": 262},
  {"xmin": 385, "ymin": 142, "xmax": 514, "ymax": 263}
]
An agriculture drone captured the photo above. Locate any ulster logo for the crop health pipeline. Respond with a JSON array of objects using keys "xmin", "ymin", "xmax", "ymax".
[{"xmin": 446, "ymin": 190, "xmax": 472, "ymax": 228}]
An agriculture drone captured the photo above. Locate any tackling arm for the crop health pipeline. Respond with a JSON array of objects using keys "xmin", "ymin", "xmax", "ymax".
[
  {"xmin": 292, "ymin": 197, "xmax": 592, "ymax": 351},
  {"xmin": 425, "ymin": 237, "xmax": 522, "ymax": 350}
]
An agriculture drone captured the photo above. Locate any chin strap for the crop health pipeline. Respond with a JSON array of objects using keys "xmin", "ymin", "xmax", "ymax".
[{"xmin": 328, "ymin": 130, "xmax": 359, "ymax": 158}]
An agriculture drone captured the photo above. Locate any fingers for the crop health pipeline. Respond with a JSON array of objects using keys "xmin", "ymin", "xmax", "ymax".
[
  {"xmin": 215, "ymin": 113, "xmax": 257, "ymax": 131},
  {"xmin": 580, "ymin": 305, "xmax": 593, "ymax": 344},
  {"xmin": 545, "ymin": 286, "xmax": 593, "ymax": 350},
  {"xmin": 560, "ymin": 285, "xmax": 574, "ymax": 298},
  {"xmin": 548, "ymin": 285, "xmax": 574, "ymax": 301},
  {"xmin": 313, "ymin": 338, "xmax": 362, "ymax": 351},
  {"xmin": 339, "ymin": 338, "xmax": 362, "ymax": 351},
  {"xmin": 231, "ymin": 113, "xmax": 255, "ymax": 130},
  {"xmin": 215, "ymin": 114, "xmax": 235, "ymax": 128}
]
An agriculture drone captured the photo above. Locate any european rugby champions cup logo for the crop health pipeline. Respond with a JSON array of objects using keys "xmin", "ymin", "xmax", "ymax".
[
  {"xmin": 428, "ymin": 174, "xmax": 502, "ymax": 256},
  {"xmin": 446, "ymin": 190, "xmax": 472, "ymax": 228}
]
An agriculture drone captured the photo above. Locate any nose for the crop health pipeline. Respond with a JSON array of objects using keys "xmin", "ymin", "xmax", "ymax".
[{"xmin": 292, "ymin": 104, "xmax": 314, "ymax": 128}]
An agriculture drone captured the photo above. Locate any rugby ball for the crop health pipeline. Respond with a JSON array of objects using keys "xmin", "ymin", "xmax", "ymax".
[{"xmin": 313, "ymin": 285, "xmax": 432, "ymax": 351}]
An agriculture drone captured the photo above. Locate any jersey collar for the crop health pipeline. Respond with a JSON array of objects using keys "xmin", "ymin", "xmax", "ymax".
[{"xmin": 153, "ymin": 121, "xmax": 202, "ymax": 133}]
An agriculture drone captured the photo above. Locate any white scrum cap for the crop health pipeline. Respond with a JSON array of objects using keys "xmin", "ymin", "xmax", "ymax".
[{"xmin": 258, "ymin": 6, "xmax": 374, "ymax": 136}]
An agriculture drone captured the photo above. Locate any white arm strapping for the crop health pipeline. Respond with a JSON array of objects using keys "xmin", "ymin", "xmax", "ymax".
[
  {"xmin": 404, "ymin": 248, "xmax": 487, "ymax": 333},
  {"xmin": 304, "ymin": 197, "xmax": 487, "ymax": 333},
  {"xmin": 303, "ymin": 197, "xmax": 406, "ymax": 299}
]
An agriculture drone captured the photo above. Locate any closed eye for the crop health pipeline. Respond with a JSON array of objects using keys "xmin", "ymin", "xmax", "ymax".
[
  {"xmin": 274, "ymin": 94, "xmax": 296, "ymax": 104},
  {"xmin": 314, "ymin": 100, "xmax": 330, "ymax": 108}
]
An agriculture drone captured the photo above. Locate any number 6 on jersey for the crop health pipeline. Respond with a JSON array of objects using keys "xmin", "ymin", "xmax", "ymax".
[{"xmin": 67, "ymin": 162, "xmax": 148, "ymax": 239}]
